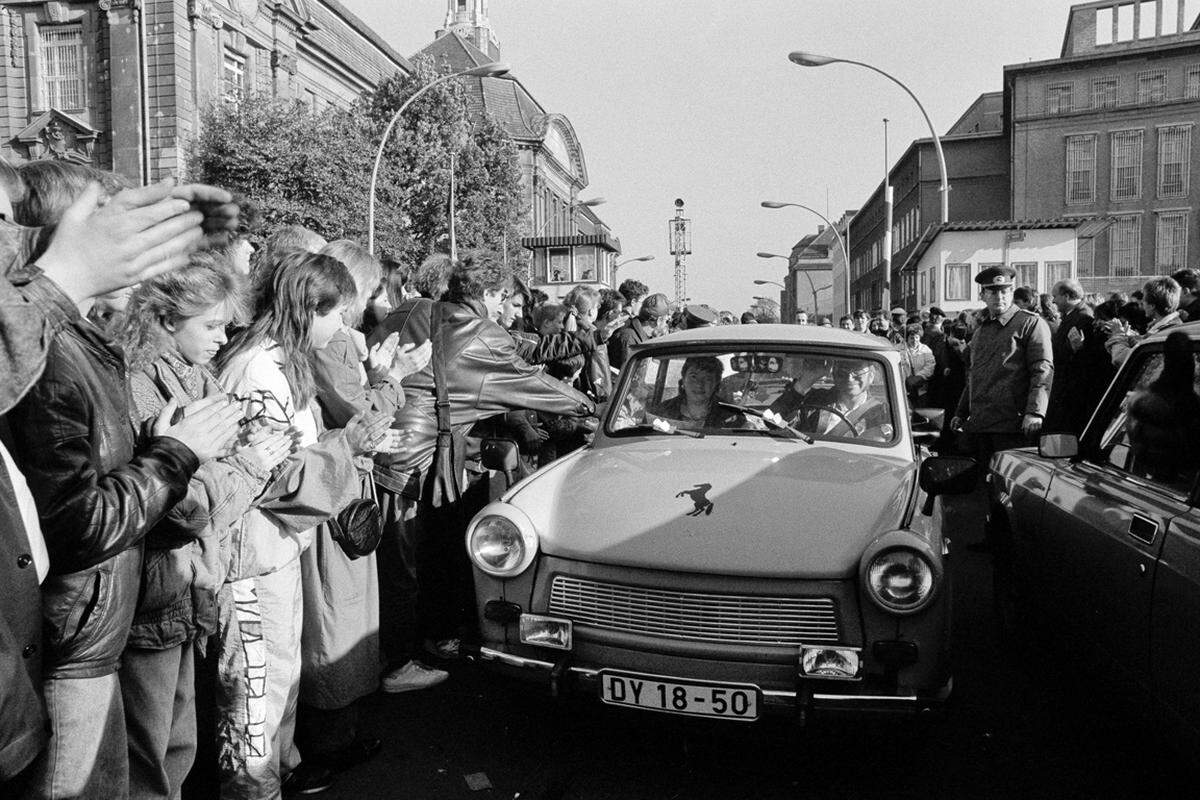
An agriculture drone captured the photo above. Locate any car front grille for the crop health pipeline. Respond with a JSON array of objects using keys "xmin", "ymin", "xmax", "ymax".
[{"xmin": 548, "ymin": 576, "xmax": 840, "ymax": 646}]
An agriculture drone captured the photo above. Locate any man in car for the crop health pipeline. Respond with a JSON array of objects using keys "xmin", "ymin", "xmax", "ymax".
[{"xmin": 770, "ymin": 359, "xmax": 891, "ymax": 440}]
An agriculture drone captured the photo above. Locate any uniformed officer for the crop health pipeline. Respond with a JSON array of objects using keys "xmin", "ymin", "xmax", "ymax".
[
  {"xmin": 951, "ymin": 265, "xmax": 1053, "ymax": 474},
  {"xmin": 682, "ymin": 304, "xmax": 717, "ymax": 329}
]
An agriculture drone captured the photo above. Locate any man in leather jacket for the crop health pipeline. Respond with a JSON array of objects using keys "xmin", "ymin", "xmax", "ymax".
[
  {"xmin": 369, "ymin": 254, "xmax": 594, "ymax": 687},
  {"xmin": 1, "ymin": 173, "xmax": 243, "ymax": 799}
]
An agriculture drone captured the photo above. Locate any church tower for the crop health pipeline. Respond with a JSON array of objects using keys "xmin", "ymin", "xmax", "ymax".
[{"xmin": 437, "ymin": 0, "xmax": 501, "ymax": 61}]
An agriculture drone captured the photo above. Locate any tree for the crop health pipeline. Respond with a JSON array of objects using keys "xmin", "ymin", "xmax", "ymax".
[
  {"xmin": 189, "ymin": 56, "xmax": 527, "ymax": 272},
  {"xmin": 359, "ymin": 57, "xmax": 527, "ymax": 273}
]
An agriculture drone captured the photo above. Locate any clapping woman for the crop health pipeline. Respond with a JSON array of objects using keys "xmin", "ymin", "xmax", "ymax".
[
  {"xmin": 213, "ymin": 250, "xmax": 397, "ymax": 798},
  {"xmin": 119, "ymin": 251, "xmax": 296, "ymax": 800}
]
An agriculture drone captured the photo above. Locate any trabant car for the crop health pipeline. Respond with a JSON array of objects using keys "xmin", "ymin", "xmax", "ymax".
[
  {"xmin": 989, "ymin": 325, "xmax": 1200, "ymax": 746},
  {"xmin": 465, "ymin": 325, "xmax": 973, "ymax": 722}
]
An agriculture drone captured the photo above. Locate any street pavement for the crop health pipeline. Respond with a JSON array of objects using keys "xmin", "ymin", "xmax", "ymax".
[{"xmin": 318, "ymin": 490, "xmax": 1198, "ymax": 800}]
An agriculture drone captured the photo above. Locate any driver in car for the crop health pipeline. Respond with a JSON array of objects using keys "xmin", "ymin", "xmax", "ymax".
[
  {"xmin": 650, "ymin": 356, "xmax": 747, "ymax": 431},
  {"xmin": 769, "ymin": 359, "xmax": 892, "ymax": 440}
]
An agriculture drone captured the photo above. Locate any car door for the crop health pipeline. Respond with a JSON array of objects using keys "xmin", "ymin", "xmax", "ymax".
[
  {"xmin": 1149, "ymin": 504, "xmax": 1200, "ymax": 742},
  {"xmin": 1033, "ymin": 346, "xmax": 1193, "ymax": 689}
]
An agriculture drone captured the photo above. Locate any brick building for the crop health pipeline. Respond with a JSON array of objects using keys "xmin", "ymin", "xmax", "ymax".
[
  {"xmin": 847, "ymin": 93, "xmax": 1010, "ymax": 313},
  {"xmin": 1006, "ymin": 0, "xmax": 1200, "ymax": 294},
  {"xmin": 413, "ymin": 0, "xmax": 621, "ymax": 297},
  {"xmin": 0, "ymin": 0, "xmax": 410, "ymax": 182}
]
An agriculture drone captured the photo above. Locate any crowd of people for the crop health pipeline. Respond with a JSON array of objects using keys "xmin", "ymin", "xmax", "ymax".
[
  {"xmin": 3, "ymin": 154, "xmax": 1198, "ymax": 800},
  {"xmin": 0, "ymin": 157, "xmax": 713, "ymax": 800}
]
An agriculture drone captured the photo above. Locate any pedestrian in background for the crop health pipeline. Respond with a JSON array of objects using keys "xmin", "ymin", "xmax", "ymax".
[
  {"xmin": 1106, "ymin": 277, "xmax": 1182, "ymax": 367},
  {"xmin": 1043, "ymin": 278, "xmax": 1111, "ymax": 437}
]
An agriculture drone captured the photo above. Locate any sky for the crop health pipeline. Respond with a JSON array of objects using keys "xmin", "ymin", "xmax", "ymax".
[{"xmin": 342, "ymin": 0, "xmax": 1094, "ymax": 313}]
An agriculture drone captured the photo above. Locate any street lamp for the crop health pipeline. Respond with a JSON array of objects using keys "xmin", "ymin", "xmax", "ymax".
[
  {"xmin": 615, "ymin": 254, "xmax": 654, "ymax": 269},
  {"xmin": 788, "ymin": 51, "xmax": 949, "ymax": 225},
  {"xmin": 753, "ymin": 279, "xmax": 785, "ymax": 290},
  {"xmin": 368, "ymin": 61, "xmax": 511, "ymax": 254},
  {"xmin": 532, "ymin": 197, "xmax": 606, "ymax": 237},
  {"xmin": 757, "ymin": 253, "xmax": 833, "ymax": 318},
  {"xmin": 761, "ymin": 200, "xmax": 852, "ymax": 316}
]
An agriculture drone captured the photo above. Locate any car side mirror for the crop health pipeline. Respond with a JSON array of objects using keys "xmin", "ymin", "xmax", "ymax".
[
  {"xmin": 1038, "ymin": 433, "xmax": 1078, "ymax": 459},
  {"xmin": 480, "ymin": 438, "xmax": 520, "ymax": 487},
  {"xmin": 918, "ymin": 456, "xmax": 978, "ymax": 515}
]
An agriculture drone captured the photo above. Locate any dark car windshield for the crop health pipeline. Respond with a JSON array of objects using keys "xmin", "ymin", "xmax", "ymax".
[{"xmin": 607, "ymin": 348, "xmax": 898, "ymax": 445}]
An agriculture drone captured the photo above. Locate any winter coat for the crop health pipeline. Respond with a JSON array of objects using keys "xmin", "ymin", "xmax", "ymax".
[
  {"xmin": 954, "ymin": 306, "xmax": 1053, "ymax": 435},
  {"xmin": 218, "ymin": 341, "xmax": 361, "ymax": 581},
  {"xmin": 125, "ymin": 351, "xmax": 272, "ymax": 650},
  {"xmin": 6, "ymin": 294, "xmax": 199, "ymax": 679},
  {"xmin": 301, "ymin": 329, "xmax": 383, "ymax": 709},
  {"xmin": 369, "ymin": 298, "xmax": 595, "ymax": 498}
]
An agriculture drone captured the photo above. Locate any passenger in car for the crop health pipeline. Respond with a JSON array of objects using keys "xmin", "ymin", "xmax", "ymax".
[{"xmin": 649, "ymin": 356, "xmax": 747, "ymax": 430}]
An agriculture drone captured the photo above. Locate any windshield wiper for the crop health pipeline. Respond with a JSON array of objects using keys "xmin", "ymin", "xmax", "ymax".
[{"xmin": 716, "ymin": 402, "xmax": 814, "ymax": 444}]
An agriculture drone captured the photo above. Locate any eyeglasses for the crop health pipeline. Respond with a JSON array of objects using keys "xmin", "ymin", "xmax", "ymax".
[
  {"xmin": 230, "ymin": 389, "xmax": 293, "ymax": 426},
  {"xmin": 833, "ymin": 367, "xmax": 872, "ymax": 381}
]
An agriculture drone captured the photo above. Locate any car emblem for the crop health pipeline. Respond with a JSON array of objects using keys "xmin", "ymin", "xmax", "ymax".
[{"xmin": 676, "ymin": 483, "xmax": 714, "ymax": 517}]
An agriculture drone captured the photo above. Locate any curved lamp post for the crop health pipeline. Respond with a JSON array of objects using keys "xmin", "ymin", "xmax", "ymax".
[
  {"xmin": 532, "ymin": 197, "xmax": 606, "ymax": 237},
  {"xmin": 368, "ymin": 61, "xmax": 511, "ymax": 254},
  {"xmin": 615, "ymin": 254, "xmax": 654, "ymax": 269},
  {"xmin": 788, "ymin": 51, "xmax": 948, "ymax": 225},
  {"xmin": 757, "ymin": 253, "xmax": 833, "ymax": 318},
  {"xmin": 761, "ymin": 200, "xmax": 852, "ymax": 314}
]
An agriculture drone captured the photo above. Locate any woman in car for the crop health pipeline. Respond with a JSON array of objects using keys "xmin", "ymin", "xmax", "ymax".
[{"xmin": 649, "ymin": 356, "xmax": 746, "ymax": 430}]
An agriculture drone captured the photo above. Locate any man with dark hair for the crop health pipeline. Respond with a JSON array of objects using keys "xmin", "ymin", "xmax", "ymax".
[
  {"xmin": 617, "ymin": 278, "xmax": 649, "ymax": 316},
  {"xmin": 1045, "ymin": 278, "xmax": 1111, "ymax": 436},
  {"xmin": 608, "ymin": 292, "xmax": 670, "ymax": 370},
  {"xmin": 1171, "ymin": 267, "xmax": 1200, "ymax": 321},
  {"xmin": 1107, "ymin": 276, "xmax": 1183, "ymax": 366},
  {"xmin": 922, "ymin": 306, "xmax": 948, "ymax": 404},
  {"xmin": 369, "ymin": 257, "xmax": 594, "ymax": 689}
]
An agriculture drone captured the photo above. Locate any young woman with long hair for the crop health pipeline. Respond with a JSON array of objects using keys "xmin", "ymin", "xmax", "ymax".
[
  {"xmin": 213, "ymin": 250, "xmax": 397, "ymax": 798},
  {"xmin": 119, "ymin": 250, "xmax": 295, "ymax": 800}
]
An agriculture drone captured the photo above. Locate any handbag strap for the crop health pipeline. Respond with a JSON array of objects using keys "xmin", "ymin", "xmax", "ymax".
[{"xmin": 429, "ymin": 302, "xmax": 451, "ymax": 438}]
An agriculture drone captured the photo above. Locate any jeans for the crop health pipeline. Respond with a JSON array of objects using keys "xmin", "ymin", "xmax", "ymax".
[
  {"xmin": 121, "ymin": 641, "xmax": 197, "ymax": 800},
  {"xmin": 30, "ymin": 673, "xmax": 128, "ymax": 800},
  {"xmin": 215, "ymin": 558, "xmax": 303, "ymax": 800}
]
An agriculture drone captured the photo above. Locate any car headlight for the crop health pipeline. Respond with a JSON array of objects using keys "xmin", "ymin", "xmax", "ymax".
[
  {"xmin": 865, "ymin": 547, "xmax": 935, "ymax": 613},
  {"xmin": 467, "ymin": 506, "xmax": 538, "ymax": 578}
]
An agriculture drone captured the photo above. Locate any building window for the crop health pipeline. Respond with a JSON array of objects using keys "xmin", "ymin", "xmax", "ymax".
[
  {"xmin": 1091, "ymin": 77, "xmax": 1119, "ymax": 109},
  {"xmin": 1109, "ymin": 216, "xmax": 1142, "ymax": 277},
  {"xmin": 38, "ymin": 24, "xmax": 86, "ymax": 110},
  {"xmin": 548, "ymin": 248, "xmax": 571, "ymax": 282},
  {"xmin": 918, "ymin": 271, "xmax": 927, "ymax": 306},
  {"xmin": 1012, "ymin": 262, "xmax": 1039, "ymax": 290},
  {"xmin": 1157, "ymin": 125, "xmax": 1192, "ymax": 198},
  {"xmin": 1046, "ymin": 83, "xmax": 1073, "ymax": 114},
  {"xmin": 1137, "ymin": 69, "xmax": 1167, "ymax": 104},
  {"xmin": 574, "ymin": 247, "xmax": 596, "ymax": 282},
  {"xmin": 945, "ymin": 264, "xmax": 971, "ymax": 301},
  {"xmin": 223, "ymin": 50, "xmax": 246, "ymax": 101},
  {"xmin": 1065, "ymin": 134, "xmax": 1097, "ymax": 204},
  {"xmin": 1110, "ymin": 129, "xmax": 1144, "ymax": 201},
  {"xmin": 1156, "ymin": 211, "xmax": 1189, "ymax": 270},
  {"xmin": 1046, "ymin": 261, "xmax": 1073, "ymax": 286},
  {"xmin": 1187, "ymin": 65, "xmax": 1200, "ymax": 100}
]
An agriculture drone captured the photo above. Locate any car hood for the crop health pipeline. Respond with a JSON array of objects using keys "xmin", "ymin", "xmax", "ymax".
[{"xmin": 506, "ymin": 438, "xmax": 916, "ymax": 578}]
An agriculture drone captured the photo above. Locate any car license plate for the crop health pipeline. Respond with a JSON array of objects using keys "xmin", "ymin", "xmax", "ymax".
[{"xmin": 599, "ymin": 671, "xmax": 759, "ymax": 721}]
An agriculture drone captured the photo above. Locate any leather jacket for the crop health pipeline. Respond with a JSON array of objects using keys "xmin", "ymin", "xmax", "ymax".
[
  {"xmin": 370, "ymin": 298, "xmax": 594, "ymax": 496},
  {"xmin": 6, "ymin": 294, "xmax": 198, "ymax": 679}
]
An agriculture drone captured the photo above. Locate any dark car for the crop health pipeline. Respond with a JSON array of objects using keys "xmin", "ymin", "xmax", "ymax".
[{"xmin": 989, "ymin": 325, "xmax": 1200, "ymax": 746}]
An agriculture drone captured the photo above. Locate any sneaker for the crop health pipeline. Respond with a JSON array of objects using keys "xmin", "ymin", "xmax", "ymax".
[
  {"xmin": 281, "ymin": 763, "xmax": 335, "ymax": 796},
  {"xmin": 423, "ymin": 637, "xmax": 461, "ymax": 660},
  {"xmin": 381, "ymin": 660, "xmax": 449, "ymax": 693}
]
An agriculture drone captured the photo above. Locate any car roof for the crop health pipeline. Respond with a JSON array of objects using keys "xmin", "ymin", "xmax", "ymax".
[
  {"xmin": 1139, "ymin": 319, "xmax": 1200, "ymax": 345},
  {"xmin": 631, "ymin": 323, "xmax": 897, "ymax": 353}
]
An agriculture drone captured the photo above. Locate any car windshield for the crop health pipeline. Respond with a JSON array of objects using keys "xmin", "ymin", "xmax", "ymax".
[{"xmin": 607, "ymin": 348, "xmax": 898, "ymax": 445}]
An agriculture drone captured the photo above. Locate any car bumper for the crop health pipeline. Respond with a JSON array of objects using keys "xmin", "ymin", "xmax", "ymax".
[{"xmin": 469, "ymin": 644, "xmax": 951, "ymax": 719}]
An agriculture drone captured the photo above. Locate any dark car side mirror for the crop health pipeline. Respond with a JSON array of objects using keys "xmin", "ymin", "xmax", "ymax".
[
  {"xmin": 480, "ymin": 438, "xmax": 520, "ymax": 487},
  {"xmin": 918, "ymin": 456, "xmax": 978, "ymax": 515},
  {"xmin": 1038, "ymin": 433, "xmax": 1078, "ymax": 459}
]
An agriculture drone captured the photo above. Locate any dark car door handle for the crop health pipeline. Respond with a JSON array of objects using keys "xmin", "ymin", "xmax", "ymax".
[{"xmin": 1128, "ymin": 514, "xmax": 1158, "ymax": 546}]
